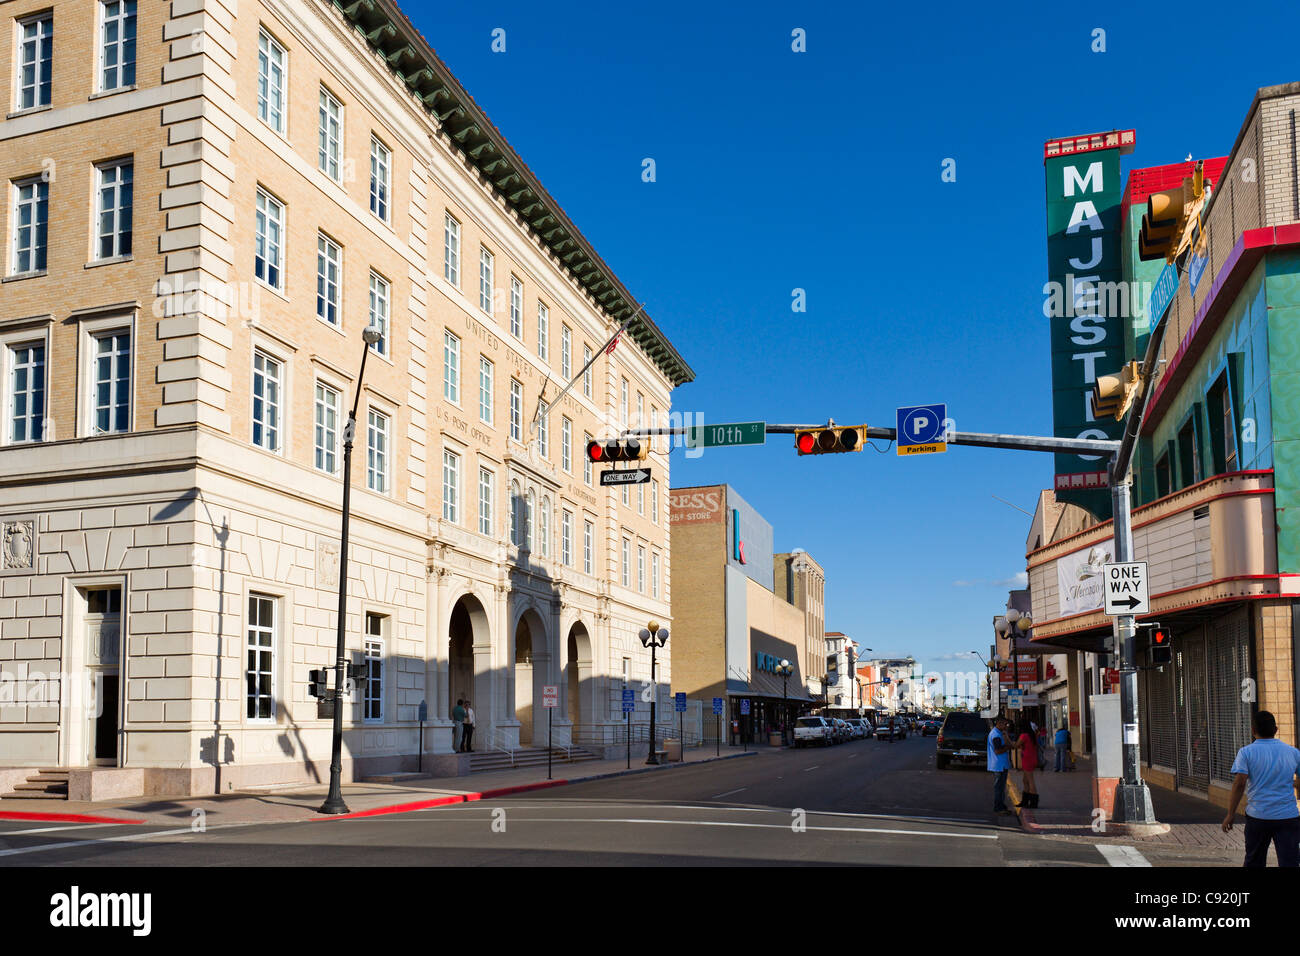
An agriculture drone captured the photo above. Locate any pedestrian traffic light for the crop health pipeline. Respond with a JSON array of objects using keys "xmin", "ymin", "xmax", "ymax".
[
  {"xmin": 586, "ymin": 437, "xmax": 647, "ymax": 462},
  {"xmin": 309, "ymin": 668, "xmax": 330, "ymax": 700},
  {"xmin": 1091, "ymin": 360, "xmax": 1143, "ymax": 421},
  {"xmin": 1138, "ymin": 160, "xmax": 1210, "ymax": 264},
  {"xmin": 794, "ymin": 425, "xmax": 864, "ymax": 455},
  {"xmin": 1150, "ymin": 627, "xmax": 1172, "ymax": 666}
]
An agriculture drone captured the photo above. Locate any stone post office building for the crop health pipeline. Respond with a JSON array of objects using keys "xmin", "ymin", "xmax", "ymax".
[{"xmin": 0, "ymin": 0, "xmax": 692, "ymax": 796}]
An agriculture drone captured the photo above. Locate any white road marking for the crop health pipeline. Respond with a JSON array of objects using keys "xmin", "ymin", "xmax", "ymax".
[
  {"xmin": 0, "ymin": 822, "xmax": 130, "ymax": 836},
  {"xmin": 1096, "ymin": 844, "xmax": 1151, "ymax": 867},
  {"xmin": 0, "ymin": 820, "xmax": 295, "ymax": 859},
  {"xmin": 803, "ymin": 766, "xmax": 820, "ymax": 772},
  {"xmin": 711, "ymin": 788, "xmax": 747, "ymax": 800},
  {"xmin": 405, "ymin": 816, "xmax": 999, "ymax": 839}
]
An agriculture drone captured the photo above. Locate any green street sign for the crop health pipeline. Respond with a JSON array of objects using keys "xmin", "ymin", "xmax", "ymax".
[{"xmin": 685, "ymin": 421, "xmax": 766, "ymax": 448}]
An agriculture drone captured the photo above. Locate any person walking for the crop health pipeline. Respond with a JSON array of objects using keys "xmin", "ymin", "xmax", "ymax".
[
  {"xmin": 988, "ymin": 716, "xmax": 1014, "ymax": 814},
  {"xmin": 462, "ymin": 699, "xmax": 476, "ymax": 753},
  {"xmin": 452, "ymin": 698, "xmax": 465, "ymax": 753},
  {"xmin": 1222, "ymin": 710, "xmax": 1300, "ymax": 867},
  {"xmin": 1054, "ymin": 724, "xmax": 1071, "ymax": 773},
  {"xmin": 1016, "ymin": 719, "xmax": 1040, "ymax": 808}
]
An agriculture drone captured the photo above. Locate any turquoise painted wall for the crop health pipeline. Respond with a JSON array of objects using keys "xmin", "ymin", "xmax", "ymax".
[{"xmin": 1266, "ymin": 251, "xmax": 1300, "ymax": 572}]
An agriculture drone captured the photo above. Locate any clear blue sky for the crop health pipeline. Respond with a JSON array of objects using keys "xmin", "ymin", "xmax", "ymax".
[{"xmin": 404, "ymin": 0, "xmax": 1296, "ymax": 688}]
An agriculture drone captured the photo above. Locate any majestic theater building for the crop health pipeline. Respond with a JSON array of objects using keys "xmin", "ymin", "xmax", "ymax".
[{"xmin": 0, "ymin": 0, "xmax": 691, "ymax": 796}]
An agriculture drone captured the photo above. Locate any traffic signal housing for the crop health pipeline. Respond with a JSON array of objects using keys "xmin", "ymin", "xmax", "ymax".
[
  {"xmin": 1138, "ymin": 160, "xmax": 1211, "ymax": 264},
  {"xmin": 586, "ymin": 437, "xmax": 648, "ymax": 463},
  {"xmin": 1091, "ymin": 360, "xmax": 1143, "ymax": 421},
  {"xmin": 1150, "ymin": 627, "xmax": 1172, "ymax": 666},
  {"xmin": 309, "ymin": 668, "xmax": 330, "ymax": 700},
  {"xmin": 795, "ymin": 425, "xmax": 864, "ymax": 455}
]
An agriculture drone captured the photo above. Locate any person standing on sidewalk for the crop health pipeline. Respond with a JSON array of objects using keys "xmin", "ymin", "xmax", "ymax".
[
  {"xmin": 1016, "ymin": 719, "xmax": 1039, "ymax": 808},
  {"xmin": 988, "ymin": 717, "xmax": 1014, "ymax": 814},
  {"xmin": 1222, "ymin": 710, "xmax": 1300, "ymax": 867},
  {"xmin": 1054, "ymin": 724, "xmax": 1071, "ymax": 773},
  {"xmin": 452, "ymin": 698, "xmax": 465, "ymax": 753},
  {"xmin": 462, "ymin": 700, "xmax": 476, "ymax": 753}
]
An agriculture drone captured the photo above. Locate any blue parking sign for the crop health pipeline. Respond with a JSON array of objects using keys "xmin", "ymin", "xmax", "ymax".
[
  {"xmin": 622, "ymin": 687, "xmax": 635, "ymax": 713},
  {"xmin": 740, "ymin": 699, "xmax": 750, "ymax": 716},
  {"xmin": 712, "ymin": 697, "xmax": 724, "ymax": 715},
  {"xmin": 896, "ymin": 404, "xmax": 948, "ymax": 456},
  {"xmin": 675, "ymin": 692, "xmax": 687, "ymax": 713}
]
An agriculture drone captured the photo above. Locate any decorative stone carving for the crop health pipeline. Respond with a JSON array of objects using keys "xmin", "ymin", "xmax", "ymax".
[
  {"xmin": 2, "ymin": 518, "xmax": 35, "ymax": 571},
  {"xmin": 317, "ymin": 538, "xmax": 340, "ymax": 590}
]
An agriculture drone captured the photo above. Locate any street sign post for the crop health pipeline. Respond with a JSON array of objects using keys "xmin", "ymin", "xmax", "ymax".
[
  {"xmin": 623, "ymin": 687, "xmax": 634, "ymax": 768},
  {"xmin": 599, "ymin": 468, "xmax": 651, "ymax": 486},
  {"xmin": 685, "ymin": 421, "xmax": 766, "ymax": 449},
  {"xmin": 543, "ymin": 685, "xmax": 558, "ymax": 779},
  {"xmin": 1103, "ymin": 561, "xmax": 1149, "ymax": 615},
  {"xmin": 713, "ymin": 697, "xmax": 723, "ymax": 756},
  {"xmin": 896, "ymin": 404, "xmax": 948, "ymax": 456},
  {"xmin": 740, "ymin": 698, "xmax": 750, "ymax": 752}
]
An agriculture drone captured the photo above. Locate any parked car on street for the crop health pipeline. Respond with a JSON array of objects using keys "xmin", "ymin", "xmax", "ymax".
[
  {"xmin": 846, "ymin": 718, "xmax": 871, "ymax": 738},
  {"xmin": 935, "ymin": 712, "xmax": 991, "ymax": 769},
  {"xmin": 874, "ymin": 717, "xmax": 907, "ymax": 741},
  {"xmin": 794, "ymin": 716, "xmax": 833, "ymax": 748},
  {"xmin": 831, "ymin": 718, "xmax": 852, "ymax": 743}
]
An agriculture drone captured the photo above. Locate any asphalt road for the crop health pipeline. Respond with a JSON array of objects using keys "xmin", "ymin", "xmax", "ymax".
[{"xmin": 0, "ymin": 735, "xmax": 1235, "ymax": 866}]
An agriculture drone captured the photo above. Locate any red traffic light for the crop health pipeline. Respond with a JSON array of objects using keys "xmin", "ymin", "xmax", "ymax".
[
  {"xmin": 796, "ymin": 433, "xmax": 816, "ymax": 454},
  {"xmin": 586, "ymin": 440, "xmax": 605, "ymax": 462}
]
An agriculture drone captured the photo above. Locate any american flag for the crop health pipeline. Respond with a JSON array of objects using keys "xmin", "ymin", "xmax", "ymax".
[{"xmin": 605, "ymin": 332, "xmax": 620, "ymax": 356}]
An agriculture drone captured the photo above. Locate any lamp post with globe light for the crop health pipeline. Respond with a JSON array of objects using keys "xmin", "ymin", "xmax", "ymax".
[
  {"xmin": 639, "ymin": 621, "xmax": 669, "ymax": 765},
  {"xmin": 776, "ymin": 659, "xmax": 793, "ymax": 745}
]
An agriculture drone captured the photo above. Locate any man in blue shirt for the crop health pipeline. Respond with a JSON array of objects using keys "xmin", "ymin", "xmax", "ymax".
[
  {"xmin": 988, "ymin": 717, "xmax": 1013, "ymax": 814},
  {"xmin": 1054, "ymin": 724, "xmax": 1071, "ymax": 772},
  {"xmin": 1222, "ymin": 710, "xmax": 1300, "ymax": 867}
]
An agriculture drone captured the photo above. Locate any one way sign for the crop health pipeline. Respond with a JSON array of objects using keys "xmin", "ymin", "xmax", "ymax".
[{"xmin": 1103, "ymin": 561, "xmax": 1149, "ymax": 616}]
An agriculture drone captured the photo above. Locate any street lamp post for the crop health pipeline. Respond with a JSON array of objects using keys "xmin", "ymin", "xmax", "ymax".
[
  {"xmin": 639, "ymin": 621, "xmax": 669, "ymax": 765},
  {"xmin": 318, "ymin": 327, "xmax": 383, "ymax": 816},
  {"xmin": 776, "ymin": 659, "xmax": 793, "ymax": 746}
]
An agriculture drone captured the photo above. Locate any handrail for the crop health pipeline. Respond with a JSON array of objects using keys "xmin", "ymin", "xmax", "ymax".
[{"xmin": 483, "ymin": 726, "xmax": 516, "ymax": 766}]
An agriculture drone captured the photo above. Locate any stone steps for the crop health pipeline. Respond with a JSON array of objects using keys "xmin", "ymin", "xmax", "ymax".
[{"xmin": 2, "ymin": 769, "xmax": 70, "ymax": 800}]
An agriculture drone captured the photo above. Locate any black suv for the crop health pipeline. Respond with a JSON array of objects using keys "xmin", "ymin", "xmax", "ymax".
[{"xmin": 935, "ymin": 712, "xmax": 990, "ymax": 769}]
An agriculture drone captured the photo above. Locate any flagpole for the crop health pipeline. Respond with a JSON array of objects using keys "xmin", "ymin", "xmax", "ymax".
[{"xmin": 528, "ymin": 303, "xmax": 645, "ymax": 436}]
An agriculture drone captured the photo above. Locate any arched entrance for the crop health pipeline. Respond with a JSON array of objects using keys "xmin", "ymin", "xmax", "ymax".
[
  {"xmin": 566, "ymin": 622, "xmax": 593, "ymax": 729},
  {"xmin": 448, "ymin": 594, "xmax": 489, "ymax": 735},
  {"xmin": 514, "ymin": 608, "xmax": 549, "ymax": 746}
]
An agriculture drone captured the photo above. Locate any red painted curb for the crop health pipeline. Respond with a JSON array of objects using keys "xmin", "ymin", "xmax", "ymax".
[
  {"xmin": 325, "ymin": 779, "xmax": 571, "ymax": 820},
  {"xmin": 0, "ymin": 811, "xmax": 144, "ymax": 824},
  {"xmin": 474, "ymin": 779, "xmax": 568, "ymax": 801}
]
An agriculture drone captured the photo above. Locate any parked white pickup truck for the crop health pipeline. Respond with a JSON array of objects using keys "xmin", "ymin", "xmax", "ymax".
[{"xmin": 794, "ymin": 716, "xmax": 833, "ymax": 748}]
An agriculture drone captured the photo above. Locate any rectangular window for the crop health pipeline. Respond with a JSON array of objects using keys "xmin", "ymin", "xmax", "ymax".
[
  {"xmin": 651, "ymin": 478, "xmax": 659, "ymax": 524},
  {"xmin": 637, "ymin": 545, "xmax": 646, "ymax": 593},
  {"xmin": 537, "ymin": 302, "xmax": 549, "ymax": 361},
  {"xmin": 621, "ymin": 538, "xmax": 630, "ymax": 588},
  {"xmin": 442, "ymin": 449, "xmax": 460, "ymax": 523},
  {"xmin": 367, "ymin": 409, "xmax": 389, "ymax": 493},
  {"xmin": 246, "ymin": 594, "xmax": 275, "ymax": 720},
  {"xmin": 251, "ymin": 349, "xmax": 281, "ymax": 451},
  {"xmin": 443, "ymin": 330, "xmax": 460, "ymax": 404},
  {"xmin": 316, "ymin": 234, "xmax": 341, "ymax": 326},
  {"xmin": 90, "ymin": 329, "xmax": 131, "ymax": 435},
  {"xmin": 364, "ymin": 614, "xmax": 383, "ymax": 722},
  {"xmin": 479, "ymin": 246, "xmax": 494, "ymax": 314},
  {"xmin": 369, "ymin": 137, "xmax": 390, "ymax": 222},
  {"xmin": 17, "ymin": 14, "xmax": 53, "ymax": 111},
  {"xmin": 622, "ymin": 484, "xmax": 629, "ymax": 507},
  {"xmin": 584, "ymin": 520, "xmax": 594, "ymax": 575},
  {"xmin": 7, "ymin": 341, "xmax": 44, "ymax": 443},
  {"xmin": 620, "ymin": 377, "xmax": 628, "ymax": 426},
  {"xmin": 94, "ymin": 160, "xmax": 133, "ymax": 261},
  {"xmin": 561, "ymin": 325, "xmax": 571, "ymax": 381},
  {"xmin": 1177, "ymin": 411, "xmax": 1201, "ymax": 489},
  {"xmin": 479, "ymin": 356, "xmax": 493, "ymax": 425},
  {"xmin": 254, "ymin": 188, "xmax": 283, "ymax": 290},
  {"xmin": 637, "ymin": 482, "xmax": 644, "ymax": 516},
  {"xmin": 478, "ymin": 467, "xmax": 493, "ymax": 536},
  {"xmin": 99, "ymin": 1, "xmax": 136, "ymax": 92},
  {"xmin": 12, "ymin": 178, "xmax": 48, "ymax": 275},
  {"xmin": 256, "ymin": 29, "xmax": 286, "ymax": 134},
  {"xmin": 1155, "ymin": 452, "xmax": 1172, "ymax": 499},
  {"xmin": 318, "ymin": 86, "xmax": 343, "ymax": 181},
  {"xmin": 1207, "ymin": 372, "xmax": 1238, "ymax": 475},
  {"xmin": 651, "ymin": 551, "xmax": 660, "ymax": 598},
  {"xmin": 368, "ymin": 272, "xmax": 389, "ymax": 356},
  {"xmin": 561, "ymin": 510, "xmax": 573, "ymax": 566},
  {"xmin": 561, "ymin": 416, "xmax": 572, "ymax": 473},
  {"xmin": 583, "ymin": 431, "xmax": 593, "ymax": 486},
  {"xmin": 510, "ymin": 275, "xmax": 523, "ymax": 338},
  {"xmin": 583, "ymin": 344, "xmax": 592, "ymax": 399},
  {"xmin": 537, "ymin": 401, "xmax": 549, "ymax": 459},
  {"xmin": 444, "ymin": 213, "xmax": 460, "ymax": 286},
  {"xmin": 509, "ymin": 379, "xmax": 522, "ymax": 442},
  {"xmin": 636, "ymin": 393, "xmax": 644, "ymax": 428},
  {"xmin": 314, "ymin": 382, "xmax": 339, "ymax": 474}
]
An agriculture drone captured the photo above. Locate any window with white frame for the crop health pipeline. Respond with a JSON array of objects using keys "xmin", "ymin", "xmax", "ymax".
[
  {"xmin": 621, "ymin": 537, "xmax": 630, "ymax": 587},
  {"xmin": 509, "ymin": 480, "xmax": 521, "ymax": 545},
  {"xmin": 651, "ymin": 478, "xmax": 659, "ymax": 523},
  {"xmin": 12, "ymin": 178, "xmax": 48, "ymax": 275},
  {"xmin": 17, "ymin": 14, "xmax": 52, "ymax": 111},
  {"xmin": 256, "ymin": 29, "xmax": 286, "ymax": 134},
  {"xmin": 536, "ymin": 401, "xmax": 548, "ymax": 459},
  {"xmin": 561, "ymin": 509, "xmax": 573, "ymax": 566},
  {"xmin": 442, "ymin": 448, "xmax": 460, "ymax": 523},
  {"xmin": 478, "ymin": 356, "xmax": 493, "ymax": 425},
  {"xmin": 367, "ymin": 408, "xmax": 389, "ymax": 493},
  {"xmin": 88, "ymin": 329, "xmax": 131, "ymax": 435},
  {"xmin": 479, "ymin": 246, "xmax": 494, "ymax": 314},
  {"xmin": 583, "ymin": 344, "xmax": 592, "ymax": 399},
  {"xmin": 622, "ymin": 484, "xmax": 629, "ymax": 507},
  {"xmin": 313, "ymin": 382, "xmax": 340, "ymax": 474},
  {"xmin": 246, "ymin": 593, "xmax": 275, "ymax": 720},
  {"xmin": 509, "ymin": 275, "xmax": 522, "ymax": 338},
  {"xmin": 364, "ymin": 614, "xmax": 384, "ymax": 721},
  {"xmin": 369, "ymin": 136, "xmax": 390, "ymax": 222},
  {"xmin": 318, "ymin": 86, "xmax": 343, "ymax": 181},
  {"xmin": 537, "ymin": 302, "xmax": 548, "ymax": 361},
  {"xmin": 561, "ymin": 325, "xmax": 571, "ymax": 381},
  {"xmin": 316, "ymin": 234, "xmax": 341, "ymax": 326},
  {"xmin": 368, "ymin": 272, "xmax": 389, "ymax": 356},
  {"xmin": 99, "ymin": 1, "xmax": 136, "ymax": 92},
  {"xmin": 561, "ymin": 416, "xmax": 572, "ymax": 473},
  {"xmin": 478, "ymin": 467, "xmax": 493, "ymax": 536},
  {"xmin": 509, "ymin": 379, "xmax": 522, "ymax": 442},
  {"xmin": 95, "ymin": 160, "xmax": 133, "ymax": 260},
  {"xmin": 583, "ymin": 431, "xmax": 593, "ymax": 486},
  {"xmin": 637, "ymin": 544, "xmax": 645, "ymax": 593},
  {"xmin": 636, "ymin": 392, "xmax": 644, "ymax": 428},
  {"xmin": 651, "ymin": 551, "xmax": 660, "ymax": 598},
  {"xmin": 525, "ymin": 490, "xmax": 534, "ymax": 550},
  {"xmin": 583, "ymin": 519, "xmax": 593, "ymax": 574},
  {"xmin": 444, "ymin": 212, "xmax": 460, "ymax": 286},
  {"xmin": 251, "ymin": 349, "xmax": 281, "ymax": 451},
  {"xmin": 620, "ymin": 377, "xmax": 628, "ymax": 426},
  {"xmin": 6, "ymin": 340, "xmax": 44, "ymax": 443},
  {"xmin": 443, "ymin": 330, "xmax": 460, "ymax": 404},
  {"xmin": 539, "ymin": 497, "xmax": 550, "ymax": 558},
  {"xmin": 637, "ymin": 482, "xmax": 644, "ymax": 515},
  {"xmin": 254, "ymin": 188, "xmax": 283, "ymax": 290}
]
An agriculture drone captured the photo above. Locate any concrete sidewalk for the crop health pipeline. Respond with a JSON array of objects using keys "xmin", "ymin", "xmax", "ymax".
[
  {"xmin": 0, "ymin": 745, "xmax": 761, "ymax": 829},
  {"xmin": 1006, "ymin": 752, "xmax": 1247, "ymax": 853}
]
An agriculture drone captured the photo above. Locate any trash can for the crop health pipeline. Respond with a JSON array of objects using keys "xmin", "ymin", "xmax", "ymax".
[
  {"xmin": 768, "ymin": 732, "xmax": 784, "ymax": 747},
  {"xmin": 664, "ymin": 739, "xmax": 682, "ymax": 762}
]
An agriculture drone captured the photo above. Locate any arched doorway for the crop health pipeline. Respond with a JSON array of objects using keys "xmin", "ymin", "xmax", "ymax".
[
  {"xmin": 566, "ymin": 622, "xmax": 593, "ymax": 729},
  {"xmin": 448, "ymin": 594, "xmax": 488, "ymax": 736},
  {"xmin": 514, "ymin": 608, "xmax": 549, "ymax": 746}
]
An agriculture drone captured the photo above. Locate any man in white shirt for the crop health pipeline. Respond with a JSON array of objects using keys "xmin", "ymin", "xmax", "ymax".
[{"xmin": 462, "ymin": 700, "xmax": 477, "ymax": 753}]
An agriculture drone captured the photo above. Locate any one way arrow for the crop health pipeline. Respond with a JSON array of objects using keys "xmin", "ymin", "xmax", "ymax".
[{"xmin": 1111, "ymin": 595, "xmax": 1142, "ymax": 610}]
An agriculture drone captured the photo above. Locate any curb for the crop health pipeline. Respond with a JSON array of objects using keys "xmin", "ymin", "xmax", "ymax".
[
  {"xmin": 324, "ymin": 749, "xmax": 757, "ymax": 821},
  {"xmin": 0, "ymin": 810, "xmax": 144, "ymax": 825}
]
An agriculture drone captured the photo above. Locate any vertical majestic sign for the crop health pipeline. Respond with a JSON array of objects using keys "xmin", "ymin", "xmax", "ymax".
[{"xmin": 1043, "ymin": 130, "xmax": 1135, "ymax": 518}]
